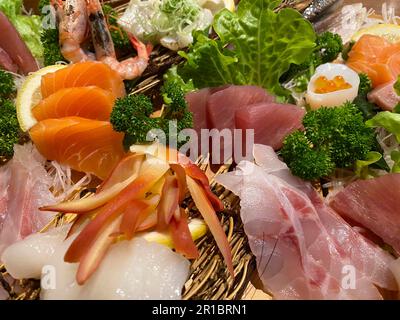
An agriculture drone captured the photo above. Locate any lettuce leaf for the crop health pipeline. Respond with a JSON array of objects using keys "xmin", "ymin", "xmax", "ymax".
[
  {"xmin": 366, "ymin": 111, "xmax": 400, "ymax": 143},
  {"xmin": 394, "ymin": 76, "xmax": 400, "ymax": 96},
  {"xmin": 355, "ymin": 151, "xmax": 382, "ymax": 179},
  {"xmin": 391, "ymin": 150, "xmax": 400, "ymax": 173},
  {"xmin": 0, "ymin": 0, "xmax": 22, "ymax": 19},
  {"xmin": 13, "ymin": 15, "xmax": 43, "ymax": 58},
  {"xmin": 176, "ymin": 0, "xmax": 316, "ymax": 96}
]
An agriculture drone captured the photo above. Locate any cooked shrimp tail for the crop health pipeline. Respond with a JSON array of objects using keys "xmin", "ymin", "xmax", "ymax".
[
  {"xmin": 86, "ymin": 0, "xmax": 152, "ymax": 80},
  {"xmin": 86, "ymin": 0, "xmax": 116, "ymax": 60},
  {"xmin": 59, "ymin": 0, "xmax": 94, "ymax": 63},
  {"xmin": 50, "ymin": 0, "xmax": 63, "ymax": 26}
]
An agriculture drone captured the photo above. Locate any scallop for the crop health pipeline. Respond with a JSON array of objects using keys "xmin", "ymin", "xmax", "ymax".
[{"xmin": 306, "ymin": 63, "xmax": 360, "ymax": 109}]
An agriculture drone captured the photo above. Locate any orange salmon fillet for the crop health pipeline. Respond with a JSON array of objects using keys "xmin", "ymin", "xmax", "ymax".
[
  {"xmin": 347, "ymin": 35, "xmax": 400, "ymax": 87},
  {"xmin": 32, "ymin": 87, "xmax": 115, "ymax": 121},
  {"xmin": 41, "ymin": 62, "xmax": 126, "ymax": 99},
  {"xmin": 29, "ymin": 117, "xmax": 125, "ymax": 180}
]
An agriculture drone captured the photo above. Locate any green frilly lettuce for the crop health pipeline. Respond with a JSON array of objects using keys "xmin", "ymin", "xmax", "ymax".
[
  {"xmin": 366, "ymin": 112, "xmax": 400, "ymax": 143},
  {"xmin": 175, "ymin": 0, "xmax": 316, "ymax": 96},
  {"xmin": 355, "ymin": 151, "xmax": 382, "ymax": 179}
]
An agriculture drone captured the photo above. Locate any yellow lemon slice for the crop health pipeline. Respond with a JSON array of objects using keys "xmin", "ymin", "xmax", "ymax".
[
  {"xmin": 352, "ymin": 24, "xmax": 400, "ymax": 43},
  {"xmin": 140, "ymin": 218, "xmax": 207, "ymax": 247},
  {"xmin": 16, "ymin": 64, "xmax": 67, "ymax": 132}
]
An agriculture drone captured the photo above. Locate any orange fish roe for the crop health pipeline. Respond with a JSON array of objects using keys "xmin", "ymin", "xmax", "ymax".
[{"xmin": 314, "ymin": 76, "xmax": 352, "ymax": 94}]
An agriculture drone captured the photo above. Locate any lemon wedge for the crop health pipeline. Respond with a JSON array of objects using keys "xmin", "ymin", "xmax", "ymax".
[
  {"xmin": 16, "ymin": 64, "xmax": 67, "ymax": 132},
  {"xmin": 198, "ymin": 0, "xmax": 235, "ymax": 14},
  {"xmin": 140, "ymin": 218, "xmax": 207, "ymax": 247},
  {"xmin": 351, "ymin": 24, "xmax": 400, "ymax": 43}
]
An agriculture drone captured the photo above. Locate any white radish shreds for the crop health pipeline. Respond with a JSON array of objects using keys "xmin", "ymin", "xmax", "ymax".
[
  {"xmin": 45, "ymin": 161, "xmax": 92, "ymax": 201},
  {"xmin": 376, "ymin": 127, "xmax": 399, "ymax": 170}
]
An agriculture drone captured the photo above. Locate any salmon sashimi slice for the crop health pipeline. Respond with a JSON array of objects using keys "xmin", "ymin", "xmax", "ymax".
[
  {"xmin": 41, "ymin": 62, "xmax": 126, "ymax": 99},
  {"xmin": 32, "ymin": 87, "xmax": 115, "ymax": 121},
  {"xmin": 347, "ymin": 34, "xmax": 400, "ymax": 87},
  {"xmin": 29, "ymin": 117, "xmax": 125, "ymax": 180}
]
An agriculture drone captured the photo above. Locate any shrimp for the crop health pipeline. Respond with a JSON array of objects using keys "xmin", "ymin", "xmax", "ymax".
[
  {"xmin": 86, "ymin": 0, "xmax": 152, "ymax": 80},
  {"xmin": 58, "ymin": 0, "xmax": 94, "ymax": 63}
]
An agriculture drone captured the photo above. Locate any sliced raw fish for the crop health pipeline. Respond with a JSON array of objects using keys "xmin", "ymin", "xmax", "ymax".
[
  {"xmin": 2, "ymin": 226, "xmax": 190, "ymax": 300},
  {"xmin": 41, "ymin": 61, "xmax": 126, "ymax": 99},
  {"xmin": 206, "ymin": 85, "xmax": 274, "ymax": 131},
  {"xmin": 367, "ymin": 81, "xmax": 400, "ymax": 111},
  {"xmin": 33, "ymin": 87, "xmax": 115, "ymax": 121},
  {"xmin": 29, "ymin": 117, "xmax": 125, "ymax": 180},
  {"xmin": 0, "ymin": 144, "xmax": 55, "ymax": 256},
  {"xmin": 0, "ymin": 12, "xmax": 38, "ymax": 74},
  {"xmin": 235, "ymin": 103, "xmax": 305, "ymax": 150},
  {"xmin": 347, "ymin": 35, "xmax": 400, "ymax": 87},
  {"xmin": 185, "ymin": 86, "xmax": 232, "ymax": 133},
  {"xmin": 186, "ymin": 88, "xmax": 214, "ymax": 134},
  {"xmin": 0, "ymin": 47, "xmax": 17, "ymax": 73},
  {"xmin": 185, "ymin": 85, "xmax": 280, "ymax": 163},
  {"xmin": 330, "ymin": 174, "xmax": 400, "ymax": 255},
  {"xmin": 215, "ymin": 145, "xmax": 397, "ymax": 299}
]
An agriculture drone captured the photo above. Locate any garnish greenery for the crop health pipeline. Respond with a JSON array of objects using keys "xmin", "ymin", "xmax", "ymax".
[
  {"xmin": 281, "ymin": 102, "xmax": 376, "ymax": 180},
  {"xmin": 0, "ymin": 70, "xmax": 15, "ymax": 102},
  {"xmin": 282, "ymin": 31, "xmax": 343, "ymax": 92},
  {"xmin": 352, "ymin": 74, "xmax": 379, "ymax": 120},
  {"xmin": 110, "ymin": 81, "xmax": 193, "ymax": 149},
  {"xmin": 0, "ymin": 70, "xmax": 20, "ymax": 158},
  {"xmin": 173, "ymin": 0, "xmax": 316, "ymax": 97},
  {"xmin": 39, "ymin": 0, "xmax": 67, "ymax": 66}
]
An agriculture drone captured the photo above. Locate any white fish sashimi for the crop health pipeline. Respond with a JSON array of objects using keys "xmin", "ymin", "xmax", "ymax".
[
  {"xmin": 215, "ymin": 144, "xmax": 397, "ymax": 299},
  {"xmin": 1, "ymin": 226, "xmax": 69, "ymax": 280},
  {"xmin": 2, "ymin": 226, "xmax": 190, "ymax": 300},
  {"xmin": 79, "ymin": 238, "xmax": 190, "ymax": 300},
  {"xmin": 0, "ymin": 143, "xmax": 55, "ymax": 256}
]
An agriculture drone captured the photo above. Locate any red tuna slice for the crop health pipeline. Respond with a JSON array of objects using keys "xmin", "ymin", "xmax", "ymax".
[
  {"xmin": 185, "ymin": 86, "xmax": 231, "ymax": 162},
  {"xmin": 0, "ymin": 47, "xmax": 17, "ymax": 73},
  {"xmin": 185, "ymin": 86, "xmax": 231, "ymax": 133},
  {"xmin": 235, "ymin": 102, "xmax": 305, "ymax": 150},
  {"xmin": 206, "ymin": 86, "xmax": 275, "ymax": 163},
  {"xmin": 206, "ymin": 85, "xmax": 275, "ymax": 131},
  {"xmin": 329, "ymin": 173, "xmax": 400, "ymax": 255},
  {"xmin": 186, "ymin": 88, "xmax": 214, "ymax": 134},
  {"xmin": 368, "ymin": 81, "xmax": 400, "ymax": 111}
]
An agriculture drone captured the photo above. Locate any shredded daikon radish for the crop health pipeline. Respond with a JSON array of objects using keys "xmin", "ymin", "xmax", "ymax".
[{"xmin": 46, "ymin": 161, "xmax": 92, "ymax": 201}]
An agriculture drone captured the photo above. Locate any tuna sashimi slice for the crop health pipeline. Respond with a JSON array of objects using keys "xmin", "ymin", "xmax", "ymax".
[
  {"xmin": 186, "ymin": 88, "xmax": 212, "ymax": 134},
  {"xmin": 206, "ymin": 85, "xmax": 275, "ymax": 131},
  {"xmin": 185, "ymin": 86, "xmax": 229, "ymax": 134},
  {"xmin": 41, "ymin": 62, "xmax": 126, "ymax": 99},
  {"xmin": 235, "ymin": 103, "xmax": 305, "ymax": 150},
  {"xmin": 0, "ymin": 47, "xmax": 17, "ymax": 73},
  {"xmin": 0, "ymin": 144, "xmax": 55, "ymax": 256},
  {"xmin": 33, "ymin": 87, "xmax": 116, "ymax": 121},
  {"xmin": 330, "ymin": 173, "xmax": 400, "ymax": 255},
  {"xmin": 367, "ymin": 81, "xmax": 400, "ymax": 111},
  {"xmin": 207, "ymin": 86, "xmax": 275, "ymax": 163}
]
